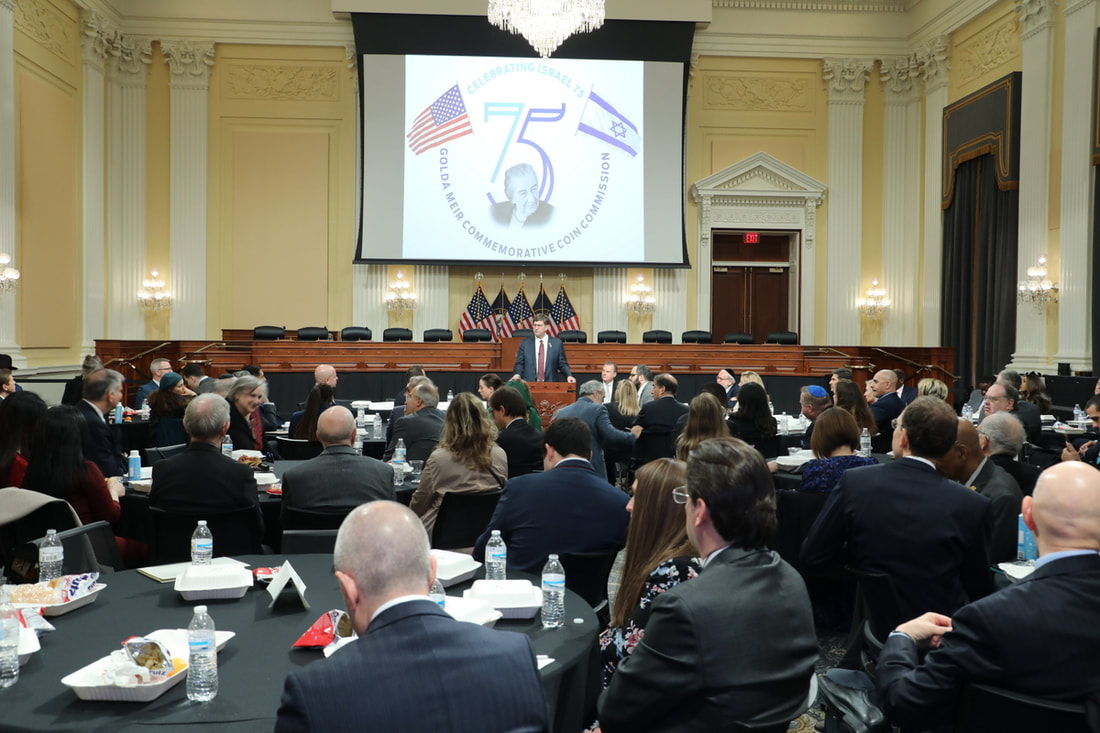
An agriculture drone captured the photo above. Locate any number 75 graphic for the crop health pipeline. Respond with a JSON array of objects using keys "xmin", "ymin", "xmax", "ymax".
[{"xmin": 484, "ymin": 102, "xmax": 566, "ymax": 204}]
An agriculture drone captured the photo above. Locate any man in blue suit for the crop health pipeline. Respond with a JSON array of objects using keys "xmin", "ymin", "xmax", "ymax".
[
  {"xmin": 554, "ymin": 380, "xmax": 635, "ymax": 472},
  {"xmin": 510, "ymin": 313, "xmax": 575, "ymax": 384},
  {"xmin": 275, "ymin": 501, "xmax": 547, "ymax": 733},
  {"xmin": 474, "ymin": 417, "xmax": 629, "ymax": 574}
]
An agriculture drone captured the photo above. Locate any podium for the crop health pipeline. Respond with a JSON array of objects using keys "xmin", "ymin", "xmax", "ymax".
[{"xmin": 528, "ymin": 382, "xmax": 576, "ymax": 426}]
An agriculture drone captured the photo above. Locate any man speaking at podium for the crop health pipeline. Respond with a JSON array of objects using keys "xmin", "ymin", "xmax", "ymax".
[{"xmin": 510, "ymin": 313, "xmax": 576, "ymax": 384}]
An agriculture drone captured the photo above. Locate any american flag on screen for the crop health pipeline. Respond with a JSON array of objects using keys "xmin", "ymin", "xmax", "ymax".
[
  {"xmin": 551, "ymin": 285, "xmax": 581, "ymax": 335},
  {"xmin": 458, "ymin": 284, "xmax": 496, "ymax": 338},
  {"xmin": 504, "ymin": 287, "xmax": 534, "ymax": 336},
  {"xmin": 490, "ymin": 286, "xmax": 511, "ymax": 341},
  {"xmin": 532, "ymin": 285, "xmax": 557, "ymax": 336},
  {"xmin": 407, "ymin": 85, "xmax": 473, "ymax": 155}
]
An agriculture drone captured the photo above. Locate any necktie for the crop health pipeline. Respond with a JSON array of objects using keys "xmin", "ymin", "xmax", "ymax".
[{"xmin": 537, "ymin": 339, "xmax": 546, "ymax": 382}]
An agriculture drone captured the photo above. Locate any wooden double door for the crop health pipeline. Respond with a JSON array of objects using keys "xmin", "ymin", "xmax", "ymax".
[{"xmin": 709, "ymin": 230, "xmax": 797, "ymax": 344}]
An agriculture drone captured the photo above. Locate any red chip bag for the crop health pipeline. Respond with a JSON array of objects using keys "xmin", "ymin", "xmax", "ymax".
[{"xmin": 293, "ymin": 609, "xmax": 352, "ymax": 648}]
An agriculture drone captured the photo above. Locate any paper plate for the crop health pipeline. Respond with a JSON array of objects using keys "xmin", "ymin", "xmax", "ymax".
[{"xmin": 13, "ymin": 583, "xmax": 106, "ymax": 617}]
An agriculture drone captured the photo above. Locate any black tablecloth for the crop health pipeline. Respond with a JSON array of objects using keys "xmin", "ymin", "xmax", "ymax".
[{"xmin": 6, "ymin": 554, "xmax": 598, "ymax": 733}]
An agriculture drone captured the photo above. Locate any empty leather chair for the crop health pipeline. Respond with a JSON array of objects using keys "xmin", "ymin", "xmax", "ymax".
[
  {"xmin": 597, "ymin": 330, "xmax": 627, "ymax": 344},
  {"xmin": 462, "ymin": 328, "xmax": 493, "ymax": 343},
  {"xmin": 765, "ymin": 331, "xmax": 798, "ymax": 345},
  {"xmin": 383, "ymin": 328, "xmax": 413, "ymax": 342},
  {"xmin": 681, "ymin": 330, "xmax": 711, "ymax": 344},
  {"xmin": 296, "ymin": 327, "xmax": 329, "ymax": 341},
  {"xmin": 557, "ymin": 330, "xmax": 587, "ymax": 343},
  {"xmin": 423, "ymin": 328, "xmax": 453, "ymax": 342},
  {"xmin": 724, "ymin": 332, "xmax": 754, "ymax": 345},
  {"xmin": 511, "ymin": 328, "xmax": 534, "ymax": 339},
  {"xmin": 252, "ymin": 326, "xmax": 285, "ymax": 340},
  {"xmin": 642, "ymin": 330, "xmax": 672, "ymax": 344},
  {"xmin": 340, "ymin": 326, "xmax": 372, "ymax": 341}
]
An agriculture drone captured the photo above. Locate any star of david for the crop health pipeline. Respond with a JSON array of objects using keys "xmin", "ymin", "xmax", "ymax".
[{"xmin": 609, "ymin": 121, "xmax": 627, "ymax": 139}]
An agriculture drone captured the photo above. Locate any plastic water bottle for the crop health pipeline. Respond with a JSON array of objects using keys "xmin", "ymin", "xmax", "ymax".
[
  {"xmin": 221, "ymin": 435, "xmax": 233, "ymax": 457},
  {"xmin": 38, "ymin": 529, "xmax": 64, "ymax": 582},
  {"xmin": 778, "ymin": 413, "xmax": 789, "ymax": 436},
  {"xmin": 186, "ymin": 605, "xmax": 218, "ymax": 702},
  {"xmin": 485, "ymin": 530, "xmax": 507, "ymax": 580},
  {"xmin": 113, "ymin": 403, "xmax": 124, "ymax": 424},
  {"xmin": 1074, "ymin": 403, "xmax": 1085, "ymax": 423},
  {"xmin": 355, "ymin": 407, "xmax": 367, "ymax": 429},
  {"xmin": 128, "ymin": 450, "xmax": 142, "ymax": 481},
  {"xmin": 140, "ymin": 399, "xmax": 150, "ymax": 420},
  {"xmin": 962, "ymin": 404, "xmax": 972, "ymax": 423},
  {"xmin": 392, "ymin": 438, "xmax": 406, "ymax": 487},
  {"xmin": 859, "ymin": 428, "xmax": 872, "ymax": 458},
  {"xmin": 372, "ymin": 413, "xmax": 382, "ymax": 438},
  {"xmin": 446, "ymin": 389, "xmax": 454, "ymax": 401},
  {"xmin": 0, "ymin": 588, "xmax": 20, "ymax": 688},
  {"xmin": 541, "ymin": 554, "xmax": 566, "ymax": 629},
  {"xmin": 190, "ymin": 520, "xmax": 213, "ymax": 565},
  {"xmin": 429, "ymin": 578, "xmax": 446, "ymax": 607}
]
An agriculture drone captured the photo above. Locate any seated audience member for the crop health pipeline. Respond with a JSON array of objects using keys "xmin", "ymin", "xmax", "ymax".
[
  {"xmin": 674, "ymin": 382, "xmax": 730, "ymax": 439},
  {"xmin": 965, "ymin": 375, "xmax": 996, "ymax": 414},
  {"xmin": 876, "ymin": 462, "xmax": 1100, "ymax": 730},
  {"xmin": 598, "ymin": 438, "xmax": 818, "ymax": 731},
  {"xmin": 629, "ymin": 364, "xmax": 655, "ymax": 406},
  {"xmin": 600, "ymin": 458, "xmax": 700, "ymax": 688},
  {"xmin": 726, "ymin": 382, "xmax": 778, "ymax": 457},
  {"xmin": 916, "ymin": 377, "xmax": 949, "ymax": 401},
  {"xmin": 290, "ymin": 384, "xmax": 334, "ymax": 440},
  {"xmin": 833, "ymin": 378, "xmax": 877, "ymax": 437},
  {"xmin": 894, "ymin": 369, "xmax": 918, "ymax": 405},
  {"xmin": 61, "ymin": 354, "xmax": 103, "ymax": 405},
  {"xmin": 675, "ymin": 393, "xmax": 730, "ymax": 461},
  {"xmin": 0, "ymin": 391, "xmax": 47, "ymax": 487},
  {"xmin": 392, "ymin": 365, "xmax": 425, "ymax": 408},
  {"xmin": 737, "ymin": 370, "xmax": 765, "ymax": 395},
  {"xmin": 240, "ymin": 364, "xmax": 280, "ymax": 432},
  {"xmin": 489, "ymin": 386, "xmax": 544, "ymax": 478},
  {"xmin": 180, "ymin": 363, "xmax": 215, "ymax": 394},
  {"xmin": 0, "ymin": 369, "xmax": 16, "ymax": 400},
  {"xmin": 799, "ymin": 408, "xmax": 878, "ymax": 493},
  {"xmin": 798, "ymin": 384, "xmax": 832, "ymax": 448},
  {"xmin": 829, "ymin": 367, "xmax": 853, "ymax": 396},
  {"xmin": 274, "ymin": 502, "xmax": 548, "ymax": 733},
  {"xmin": 134, "ymin": 358, "xmax": 173, "ymax": 408},
  {"xmin": 555, "ymin": 380, "xmax": 635, "ymax": 472},
  {"xmin": 385, "ymin": 375, "xmax": 434, "ymax": 446},
  {"xmin": 1021, "ymin": 372, "xmax": 1052, "ymax": 413},
  {"xmin": 635, "ymin": 374, "xmax": 689, "ymax": 434},
  {"xmin": 383, "ymin": 381, "xmax": 445, "ymax": 463},
  {"xmin": 982, "ymin": 381, "xmax": 1039, "ymax": 443},
  {"xmin": 477, "ymin": 372, "xmax": 503, "ymax": 401},
  {"xmin": 505, "ymin": 379, "xmax": 542, "ymax": 430},
  {"xmin": 1062, "ymin": 394, "xmax": 1100, "ymax": 468},
  {"xmin": 147, "ymin": 372, "xmax": 195, "ymax": 447},
  {"xmin": 226, "ymin": 375, "xmax": 265, "ymax": 452},
  {"xmin": 939, "ymin": 419, "xmax": 1023, "ymax": 564},
  {"xmin": 411, "ymin": 392, "xmax": 508, "ymax": 539},
  {"xmin": 802, "ymin": 396, "xmax": 993, "ymax": 621},
  {"xmin": 150, "ymin": 394, "xmax": 261, "ymax": 534},
  {"xmin": 716, "ymin": 368, "xmax": 739, "ymax": 408},
  {"xmin": 992, "ymin": 370, "xmax": 1042, "ymax": 442},
  {"xmin": 77, "ymin": 368, "xmax": 128, "ymax": 479},
  {"xmin": 867, "ymin": 369, "xmax": 904, "ymax": 453},
  {"xmin": 980, "ymin": 411, "xmax": 1041, "ymax": 496},
  {"xmin": 280, "ymin": 406, "xmax": 393, "ymax": 523},
  {"xmin": 473, "ymin": 417, "xmax": 629, "ymax": 574}
]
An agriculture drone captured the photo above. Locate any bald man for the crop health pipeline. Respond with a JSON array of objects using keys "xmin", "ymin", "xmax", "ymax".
[
  {"xmin": 876, "ymin": 462, "xmax": 1100, "ymax": 729},
  {"xmin": 868, "ymin": 369, "xmax": 904, "ymax": 453},
  {"xmin": 279, "ymin": 406, "xmax": 394, "ymax": 523},
  {"xmin": 275, "ymin": 502, "xmax": 547, "ymax": 732}
]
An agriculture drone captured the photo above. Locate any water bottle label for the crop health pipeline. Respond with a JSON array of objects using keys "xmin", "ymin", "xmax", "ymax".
[
  {"xmin": 194, "ymin": 541, "xmax": 212, "ymax": 551},
  {"xmin": 543, "ymin": 577, "xmax": 565, "ymax": 590},
  {"xmin": 189, "ymin": 639, "xmax": 214, "ymax": 654},
  {"xmin": 40, "ymin": 547, "xmax": 63, "ymax": 563},
  {"xmin": 490, "ymin": 551, "xmax": 506, "ymax": 562}
]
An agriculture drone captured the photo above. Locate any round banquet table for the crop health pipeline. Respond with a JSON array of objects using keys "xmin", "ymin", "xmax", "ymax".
[{"xmin": 5, "ymin": 554, "xmax": 599, "ymax": 733}]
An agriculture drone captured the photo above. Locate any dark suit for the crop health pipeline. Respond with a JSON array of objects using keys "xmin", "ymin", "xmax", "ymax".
[
  {"xmin": 495, "ymin": 418, "xmax": 544, "ymax": 478},
  {"xmin": 134, "ymin": 379, "xmax": 158, "ymax": 408},
  {"xmin": 898, "ymin": 385, "xmax": 919, "ymax": 405},
  {"xmin": 76, "ymin": 400, "xmax": 126, "ymax": 478},
  {"xmin": 877, "ymin": 553, "xmax": 1100, "ymax": 730},
  {"xmin": 1013, "ymin": 400, "xmax": 1042, "ymax": 444},
  {"xmin": 512, "ymin": 336, "xmax": 571, "ymax": 382},
  {"xmin": 801, "ymin": 457, "xmax": 993, "ymax": 619},
  {"xmin": 227, "ymin": 407, "xmax": 260, "ymax": 451},
  {"xmin": 989, "ymin": 453, "xmax": 1041, "ymax": 496},
  {"xmin": 554, "ymin": 398, "xmax": 634, "ymax": 471},
  {"xmin": 60, "ymin": 375, "xmax": 84, "ymax": 406},
  {"xmin": 599, "ymin": 547, "xmax": 818, "ymax": 732},
  {"xmin": 150, "ymin": 441, "xmax": 262, "ymax": 535},
  {"xmin": 280, "ymin": 445, "xmax": 394, "ymax": 522},
  {"xmin": 636, "ymin": 395, "xmax": 689, "ymax": 433},
  {"xmin": 473, "ymin": 458, "xmax": 629, "ymax": 574},
  {"xmin": 725, "ymin": 383, "xmax": 740, "ymax": 408},
  {"xmin": 275, "ymin": 599, "xmax": 548, "ymax": 733},
  {"xmin": 869, "ymin": 392, "xmax": 904, "ymax": 453},
  {"xmin": 969, "ymin": 458, "xmax": 1023, "ymax": 564},
  {"xmin": 383, "ymin": 407, "xmax": 444, "ymax": 462}
]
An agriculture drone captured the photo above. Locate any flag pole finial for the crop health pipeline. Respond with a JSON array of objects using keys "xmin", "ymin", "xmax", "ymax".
[{"xmin": 474, "ymin": 272, "xmax": 483, "ymax": 283}]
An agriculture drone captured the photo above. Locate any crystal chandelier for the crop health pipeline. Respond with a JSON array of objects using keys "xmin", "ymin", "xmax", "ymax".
[
  {"xmin": 385, "ymin": 272, "xmax": 418, "ymax": 313},
  {"xmin": 1017, "ymin": 256, "xmax": 1058, "ymax": 312},
  {"xmin": 856, "ymin": 279, "xmax": 890, "ymax": 320},
  {"xmin": 138, "ymin": 269, "xmax": 172, "ymax": 313},
  {"xmin": 0, "ymin": 254, "xmax": 20, "ymax": 293},
  {"xmin": 624, "ymin": 275, "xmax": 655, "ymax": 315},
  {"xmin": 488, "ymin": 0, "xmax": 605, "ymax": 58}
]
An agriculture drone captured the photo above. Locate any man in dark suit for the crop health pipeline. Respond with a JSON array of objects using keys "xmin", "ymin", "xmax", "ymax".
[
  {"xmin": 150, "ymin": 393, "xmax": 261, "ymax": 535},
  {"xmin": 275, "ymin": 501, "xmax": 547, "ymax": 733},
  {"xmin": 716, "ymin": 367, "xmax": 739, "ymax": 407},
  {"xmin": 893, "ymin": 369, "xmax": 919, "ymax": 405},
  {"xmin": 510, "ymin": 313, "xmax": 574, "ymax": 384},
  {"xmin": 281, "ymin": 406, "xmax": 394, "ymax": 523},
  {"xmin": 629, "ymin": 364, "xmax": 655, "ymax": 406},
  {"xmin": 802, "ymin": 396, "xmax": 993, "ymax": 622},
  {"xmin": 635, "ymin": 374, "xmax": 689, "ymax": 433},
  {"xmin": 876, "ymin": 462, "xmax": 1100, "ymax": 730},
  {"xmin": 489, "ymin": 386, "xmax": 543, "ymax": 478},
  {"xmin": 940, "ymin": 419, "xmax": 1023, "ymax": 564},
  {"xmin": 868, "ymin": 369, "xmax": 904, "ymax": 454},
  {"xmin": 134, "ymin": 358, "xmax": 173, "ymax": 408},
  {"xmin": 600, "ymin": 361, "xmax": 623, "ymax": 405},
  {"xmin": 383, "ymin": 381, "xmax": 444, "ymax": 463},
  {"xmin": 983, "ymin": 380, "xmax": 1041, "ymax": 444},
  {"xmin": 599, "ymin": 437, "xmax": 818, "ymax": 732},
  {"xmin": 473, "ymin": 417, "xmax": 629, "ymax": 574},
  {"xmin": 180, "ymin": 363, "xmax": 216, "ymax": 394},
  {"xmin": 385, "ymin": 374, "xmax": 432, "ymax": 448},
  {"xmin": 798, "ymin": 384, "xmax": 832, "ymax": 449},
  {"xmin": 554, "ymin": 380, "xmax": 635, "ymax": 472},
  {"xmin": 76, "ymin": 368, "xmax": 127, "ymax": 478},
  {"xmin": 980, "ymin": 411, "xmax": 1042, "ymax": 495}
]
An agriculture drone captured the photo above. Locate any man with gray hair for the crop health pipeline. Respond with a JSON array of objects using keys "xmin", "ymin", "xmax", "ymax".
[
  {"xmin": 980, "ymin": 411, "xmax": 1041, "ymax": 496},
  {"xmin": 76, "ymin": 368, "xmax": 127, "ymax": 478},
  {"xmin": 385, "ymin": 374, "xmax": 433, "ymax": 446},
  {"xmin": 281, "ymin": 406, "xmax": 394, "ymax": 523},
  {"xmin": 553, "ymin": 380, "xmax": 635, "ymax": 475},
  {"xmin": 383, "ymin": 380, "xmax": 444, "ymax": 463},
  {"xmin": 490, "ymin": 162, "xmax": 554, "ymax": 228},
  {"xmin": 134, "ymin": 357, "xmax": 174, "ymax": 408},
  {"xmin": 275, "ymin": 502, "xmax": 548, "ymax": 732},
  {"xmin": 150, "ymin": 394, "xmax": 261, "ymax": 532}
]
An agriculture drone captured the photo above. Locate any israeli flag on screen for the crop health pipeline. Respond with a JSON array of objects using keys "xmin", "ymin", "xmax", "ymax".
[{"xmin": 577, "ymin": 90, "xmax": 641, "ymax": 157}]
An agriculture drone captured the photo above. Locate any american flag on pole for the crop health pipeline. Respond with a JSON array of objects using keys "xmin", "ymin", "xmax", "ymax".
[
  {"xmin": 551, "ymin": 285, "xmax": 581, "ymax": 335},
  {"xmin": 458, "ymin": 283, "xmax": 496, "ymax": 338},
  {"xmin": 490, "ymin": 286, "xmax": 511, "ymax": 341},
  {"xmin": 532, "ymin": 285, "xmax": 557, "ymax": 336},
  {"xmin": 504, "ymin": 286, "xmax": 534, "ymax": 337},
  {"xmin": 407, "ymin": 85, "xmax": 473, "ymax": 155}
]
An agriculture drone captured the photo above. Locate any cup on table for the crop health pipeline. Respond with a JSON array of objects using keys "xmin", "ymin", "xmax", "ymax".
[
  {"xmin": 409, "ymin": 460, "xmax": 424, "ymax": 481},
  {"xmin": 787, "ymin": 447, "xmax": 800, "ymax": 456}
]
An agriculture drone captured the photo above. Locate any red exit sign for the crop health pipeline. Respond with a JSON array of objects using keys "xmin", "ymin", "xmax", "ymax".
[{"xmin": 743, "ymin": 232, "xmax": 760, "ymax": 244}]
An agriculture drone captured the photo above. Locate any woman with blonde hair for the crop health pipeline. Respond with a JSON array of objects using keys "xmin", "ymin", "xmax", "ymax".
[
  {"xmin": 411, "ymin": 391, "xmax": 508, "ymax": 540},
  {"xmin": 675, "ymin": 393, "xmax": 730, "ymax": 460},
  {"xmin": 607, "ymin": 378, "xmax": 640, "ymax": 431},
  {"xmin": 917, "ymin": 377, "xmax": 949, "ymax": 401}
]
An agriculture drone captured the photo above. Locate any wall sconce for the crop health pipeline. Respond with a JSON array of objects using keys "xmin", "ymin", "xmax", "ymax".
[
  {"xmin": 0, "ymin": 254, "xmax": 20, "ymax": 293},
  {"xmin": 138, "ymin": 269, "xmax": 171, "ymax": 313},
  {"xmin": 385, "ymin": 272, "xmax": 418, "ymax": 313},
  {"xmin": 1017, "ymin": 256, "xmax": 1058, "ymax": 312},
  {"xmin": 857, "ymin": 279, "xmax": 890, "ymax": 320},
  {"xmin": 623, "ymin": 274, "xmax": 656, "ymax": 315}
]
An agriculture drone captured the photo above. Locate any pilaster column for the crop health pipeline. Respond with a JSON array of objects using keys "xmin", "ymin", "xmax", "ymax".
[
  {"xmin": 919, "ymin": 37, "xmax": 950, "ymax": 347},
  {"xmin": 163, "ymin": 41, "xmax": 214, "ymax": 339},
  {"xmin": 106, "ymin": 34, "xmax": 152, "ymax": 339},
  {"xmin": 353, "ymin": 265, "xmax": 388, "ymax": 335},
  {"xmin": 800, "ymin": 198, "xmax": 821, "ymax": 345},
  {"xmin": 1054, "ymin": 0, "xmax": 1097, "ymax": 372},
  {"xmin": 823, "ymin": 58, "xmax": 873, "ymax": 345},
  {"xmin": 0, "ymin": 0, "xmax": 20, "ymax": 362},
  {"xmin": 593, "ymin": 268, "xmax": 628, "ymax": 336},
  {"xmin": 653, "ymin": 269, "xmax": 688, "ymax": 343},
  {"xmin": 412, "ymin": 265, "xmax": 449, "ymax": 336},
  {"xmin": 879, "ymin": 56, "xmax": 922, "ymax": 346},
  {"xmin": 1010, "ymin": 0, "xmax": 1057, "ymax": 372},
  {"xmin": 80, "ymin": 11, "xmax": 113, "ymax": 352}
]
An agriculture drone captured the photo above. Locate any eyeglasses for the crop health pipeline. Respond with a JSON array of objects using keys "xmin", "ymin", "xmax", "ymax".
[
  {"xmin": 672, "ymin": 486, "xmax": 691, "ymax": 504},
  {"xmin": 891, "ymin": 418, "xmax": 903, "ymax": 431}
]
